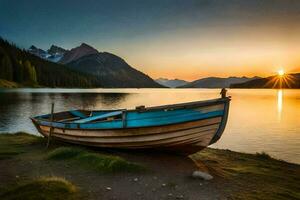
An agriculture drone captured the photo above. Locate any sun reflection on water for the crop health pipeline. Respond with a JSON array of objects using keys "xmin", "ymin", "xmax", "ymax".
[{"xmin": 277, "ymin": 89, "xmax": 283, "ymax": 121}]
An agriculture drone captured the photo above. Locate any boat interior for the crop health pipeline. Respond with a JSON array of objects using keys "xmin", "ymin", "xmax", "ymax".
[
  {"xmin": 37, "ymin": 109, "xmax": 124, "ymax": 124},
  {"xmin": 35, "ymin": 98, "xmax": 229, "ymax": 124}
]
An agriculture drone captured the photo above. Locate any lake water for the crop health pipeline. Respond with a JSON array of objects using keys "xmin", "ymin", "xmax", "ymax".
[{"xmin": 0, "ymin": 88, "xmax": 299, "ymax": 164}]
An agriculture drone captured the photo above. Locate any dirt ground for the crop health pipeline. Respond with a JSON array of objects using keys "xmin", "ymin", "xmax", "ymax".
[{"xmin": 0, "ymin": 133, "xmax": 299, "ymax": 200}]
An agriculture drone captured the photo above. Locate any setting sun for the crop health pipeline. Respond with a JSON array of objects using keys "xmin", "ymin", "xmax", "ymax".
[{"xmin": 278, "ymin": 69, "xmax": 285, "ymax": 76}]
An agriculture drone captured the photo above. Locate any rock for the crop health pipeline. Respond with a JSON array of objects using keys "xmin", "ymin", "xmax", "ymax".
[
  {"xmin": 192, "ymin": 170, "xmax": 213, "ymax": 180},
  {"xmin": 106, "ymin": 187, "xmax": 112, "ymax": 191},
  {"xmin": 134, "ymin": 178, "xmax": 139, "ymax": 182},
  {"xmin": 168, "ymin": 193, "xmax": 173, "ymax": 197},
  {"xmin": 162, "ymin": 183, "xmax": 166, "ymax": 187}
]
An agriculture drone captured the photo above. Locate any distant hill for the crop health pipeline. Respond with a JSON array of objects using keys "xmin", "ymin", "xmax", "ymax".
[
  {"xmin": 155, "ymin": 78, "xmax": 189, "ymax": 88},
  {"xmin": 231, "ymin": 73, "xmax": 300, "ymax": 88},
  {"xmin": 0, "ymin": 38, "xmax": 94, "ymax": 88},
  {"xmin": 180, "ymin": 76, "xmax": 260, "ymax": 88},
  {"xmin": 61, "ymin": 43, "xmax": 162, "ymax": 88}
]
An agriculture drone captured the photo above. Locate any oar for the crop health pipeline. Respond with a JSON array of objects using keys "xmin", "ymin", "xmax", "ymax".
[{"xmin": 46, "ymin": 102, "xmax": 54, "ymax": 149}]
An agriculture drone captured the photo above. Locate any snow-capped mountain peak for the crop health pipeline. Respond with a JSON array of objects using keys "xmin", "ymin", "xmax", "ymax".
[{"xmin": 27, "ymin": 45, "xmax": 68, "ymax": 63}]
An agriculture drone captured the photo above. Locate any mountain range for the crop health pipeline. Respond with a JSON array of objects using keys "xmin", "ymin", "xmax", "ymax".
[
  {"xmin": 231, "ymin": 73, "xmax": 300, "ymax": 88},
  {"xmin": 4, "ymin": 38, "xmax": 297, "ymax": 89},
  {"xmin": 26, "ymin": 43, "xmax": 271, "ymax": 89},
  {"xmin": 27, "ymin": 43, "xmax": 162, "ymax": 88},
  {"xmin": 180, "ymin": 76, "xmax": 261, "ymax": 88},
  {"xmin": 155, "ymin": 78, "xmax": 189, "ymax": 88},
  {"xmin": 0, "ymin": 38, "xmax": 94, "ymax": 88}
]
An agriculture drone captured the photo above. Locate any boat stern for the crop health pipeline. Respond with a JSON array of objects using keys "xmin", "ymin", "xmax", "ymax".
[{"xmin": 209, "ymin": 97, "xmax": 231, "ymax": 145}]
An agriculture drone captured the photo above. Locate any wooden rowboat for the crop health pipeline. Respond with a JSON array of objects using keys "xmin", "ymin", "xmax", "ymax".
[{"xmin": 31, "ymin": 97, "xmax": 230, "ymax": 155}]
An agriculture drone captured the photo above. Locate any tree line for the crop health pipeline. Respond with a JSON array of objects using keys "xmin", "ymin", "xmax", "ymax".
[{"xmin": 0, "ymin": 38, "xmax": 99, "ymax": 88}]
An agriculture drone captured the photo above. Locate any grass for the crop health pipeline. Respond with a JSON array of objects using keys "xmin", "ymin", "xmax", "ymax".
[
  {"xmin": 192, "ymin": 148, "xmax": 300, "ymax": 200},
  {"xmin": 0, "ymin": 176, "xmax": 81, "ymax": 200},
  {"xmin": 0, "ymin": 132, "xmax": 144, "ymax": 173},
  {"xmin": 0, "ymin": 79, "xmax": 19, "ymax": 88},
  {"xmin": 0, "ymin": 133, "xmax": 144, "ymax": 199},
  {"xmin": 0, "ymin": 79, "xmax": 42, "ymax": 88},
  {"xmin": 255, "ymin": 151, "xmax": 272, "ymax": 159},
  {"xmin": 47, "ymin": 147, "xmax": 85, "ymax": 160},
  {"xmin": 47, "ymin": 147, "xmax": 145, "ymax": 173},
  {"xmin": 0, "ymin": 132, "xmax": 42, "ymax": 159}
]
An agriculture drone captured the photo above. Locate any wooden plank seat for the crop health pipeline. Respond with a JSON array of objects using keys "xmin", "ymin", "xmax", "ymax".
[
  {"xmin": 69, "ymin": 110, "xmax": 88, "ymax": 118},
  {"xmin": 57, "ymin": 117, "xmax": 81, "ymax": 122},
  {"xmin": 73, "ymin": 111, "xmax": 123, "ymax": 123}
]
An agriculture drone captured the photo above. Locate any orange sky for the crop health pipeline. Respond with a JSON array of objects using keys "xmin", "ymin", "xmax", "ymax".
[{"xmin": 108, "ymin": 25, "xmax": 300, "ymax": 81}]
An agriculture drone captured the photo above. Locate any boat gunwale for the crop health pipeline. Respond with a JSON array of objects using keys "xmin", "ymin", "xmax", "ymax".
[
  {"xmin": 131, "ymin": 97, "xmax": 230, "ymax": 112},
  {"xmin": 31, "ymin": 97, "xmax": 230, "ymax": 130}
]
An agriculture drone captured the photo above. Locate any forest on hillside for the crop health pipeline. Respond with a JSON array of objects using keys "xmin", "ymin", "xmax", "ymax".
[{"xmin": 0, "ymin": 38, "xmax": 97, "ymax": 88}]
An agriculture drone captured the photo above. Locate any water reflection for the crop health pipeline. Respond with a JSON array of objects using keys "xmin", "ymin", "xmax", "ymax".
[
  {"xmin": 0, "ymin": 89, "xmax": 299, "ymax": 164},
  {"xmin": 98, "ymin": 93, "xmax": 129, "ymax": 107},
  {"xmin": 277, "ymin": 89, "xmax": 283, "ymax": 121}
]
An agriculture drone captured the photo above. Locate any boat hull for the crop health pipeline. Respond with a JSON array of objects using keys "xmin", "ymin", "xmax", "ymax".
[{"xmin": 31, "ymin": 97, "xmax": 230, "ymax": 155}]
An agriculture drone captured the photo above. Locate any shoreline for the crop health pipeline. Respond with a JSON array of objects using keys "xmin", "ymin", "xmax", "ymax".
[
  {"xmin": 0, "ymin": 132, "xmax": 299, "ymax": 199},
  {"xmin": 2, "ymin": 79, "xmax": 300, "ymax": 90}
]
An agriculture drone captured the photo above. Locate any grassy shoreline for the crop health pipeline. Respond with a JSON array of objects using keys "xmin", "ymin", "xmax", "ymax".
[
  {"xmin": 0, "ymin": 79, "xmax": 42, "ymax": 88},
  {"xmin": 0, "ymin": 132, "xmax": 299, "ymax": 200}
]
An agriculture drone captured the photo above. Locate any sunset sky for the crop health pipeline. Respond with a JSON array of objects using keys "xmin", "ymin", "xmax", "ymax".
[{"xmin": 1, "ymin": 0, "xmax": 300, "ymax": 81}]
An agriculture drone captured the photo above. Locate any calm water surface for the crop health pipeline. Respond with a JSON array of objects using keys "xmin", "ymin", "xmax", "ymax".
[{"xmin": 0, "ymin": 88, "xmax": 299, "ymax": 164}]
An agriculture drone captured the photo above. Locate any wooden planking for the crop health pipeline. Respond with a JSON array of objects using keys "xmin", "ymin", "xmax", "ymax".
[
  {"xmin": 39, "ymin": 117, "xmax": 222, "ymax": 137},
  {"xmin": 73, "ymin": 111, "xmax": 123, "ymax": 123},
  {"xmin": 52, "ymin": 140, "xmax": 205, "ymax": 155},
  {"xmin": 69, "ymin": 110, "xmax": 87, "ymax": 118},
  {"xmin": 32, "ymin": 97, "xmax": 231, "ymax": 153},
  {"xmin": 42, "ymin": 124, "xmax": 219, "ymax": 145},
  {"xmin": 49, "ymin": 130, "xmax": 216, "ymax": 149},
  {"xmin": 159, "ymin": 134, "xmax": 214, "ymax": 148},
  {"xmin": 47, "ymin": 134, "xmax": 211, "ymax": 154},
  {"xmin": 58, "ymin": 117, "xmax": 80, "ymax": 122},
  {"xmin": 43, "ymin": 124, "xmax": 219, "ymax": 143},
  {"xmin": 194, "ymin": 104, "xmax": 224, "ymax": 113},
  {"xmin": 48, "ymin": 128, "xmax": 217, "ymax": 147}
]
